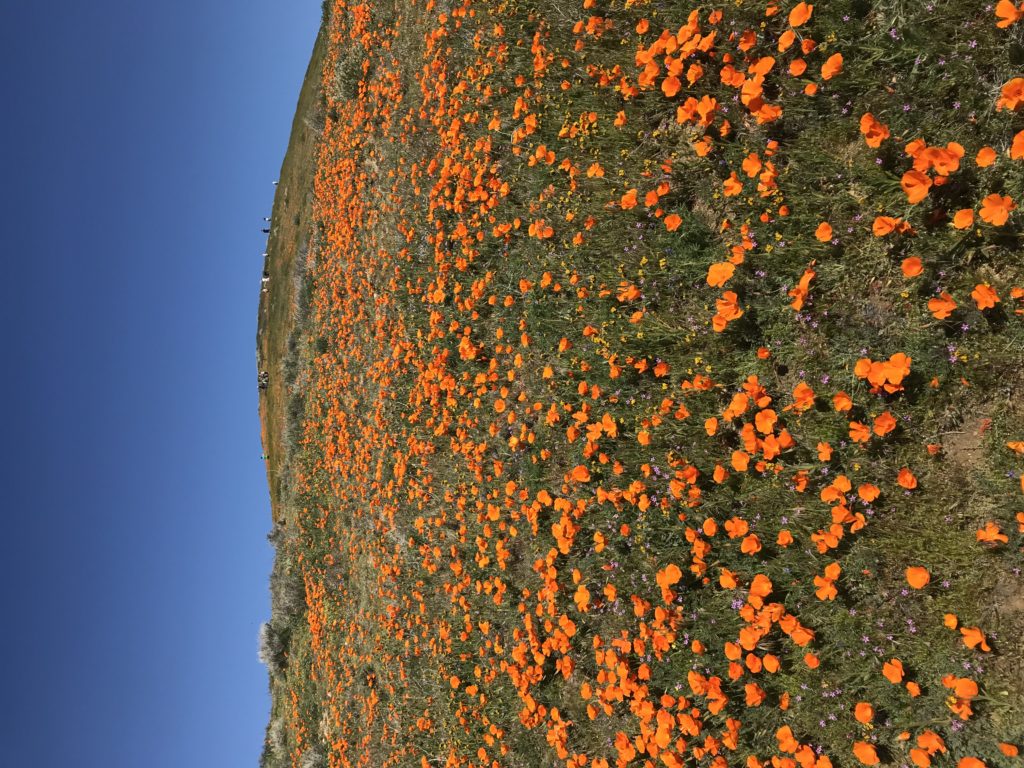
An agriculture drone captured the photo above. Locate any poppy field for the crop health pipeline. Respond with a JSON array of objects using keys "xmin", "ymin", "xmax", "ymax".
[{"xmin": 258, "ymin": 1, "xmax": 1024, "ymax": 767}]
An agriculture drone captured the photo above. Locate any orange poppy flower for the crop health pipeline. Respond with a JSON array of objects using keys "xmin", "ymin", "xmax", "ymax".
[
  {"xmin": 815, "ymin": 222, "xmax": 833, "ymax": 241},
  {"xmin": 910, "ymin": 749, "xmax": 932, "ymax": 768},
  {"xmin": 971, "ymin": 283, "xmax": 1000, "ymax": 310},
  {"xmin": 664, "ymin": 213, "xmax": 683, "ymax": 231},
  {"xmin": 833, "ymin": 391, "xmax": 853, "ymax": 412},
  {"xmin": 854, "ymin": 702, "xmax": 874, "ymax": 724},
  {"xmin": 997, "ymin": 0, "xmax": 1024, "ymax": 27},
  {"xmin": 928, "ymin": 292, "xmax": 957, "ymax": 320},
  {"xmin": 952, "ymin": 208, "xmax": 975, "ymax": 229},
  {"xmin": 745, "ymin": 681, "xmax": 767, "ymax": 706},
  {"xmin": 882, "ymin": 658, "xmax": 904, "ymax": 683},
  {"xmin": 901, "ymin": 256, "xmax": 923, "ymax": 277},
  {"xmin": 656, "ymin": 563, "xmax": 682, "ymax": 590},
  {"xmin": 574, "ymin": 584, "xmax": 590, "ymax": 611},
  {"xmin": 873, "ymin": 215, "xmax": 909, "ymax": 236},
  {"xmin": 707, "ymin": 261, "xmax": 736, "ymax": 287},
  {"xmin": 741, "ymin": 533, "xmax": 762, "ymax": 554},
  {"xmin": 1013, "ymin": 129, "xmax": 1024, "ymax": 160},
  {"xmin": 905, "ymin": 566, "xmax": 930, "ymax": 589},
  {"xmin": 975, "ymin": 146, "xmax": 997, "ymax": 167},
  {"xmin": 897, "ymin": 467, "xmax": 918, "ymax": 489},
  {"xmin": 719, "ymin": 568, "xmax": 738, "ymax": 589},
  {"xmin": 859, "ymin": 113, "xmax": 890, "ymax": 147},
  {"xmin": 853, "ymin": 742, "xmax": 880, "ymax": 765},
  {"xmin": 958, "ymin": 759, "xmax": 986, "ymax": 768},
  {"xmin": 976, "ymin": 521, "xmax": 1009, "ymax": 544},
  {"xmin": 789, "ymin": 266, "xmax": 816, "ymax": 310},
  {"xmin": 620, "ymin": 189, "xmax": 638, "ymax": 209},
  {"xmin": 996, "ymin": 77, "xmax": 1024, "ymax": 111},
  {"xmin": 789, "ymin": 2, "xmax": 813, "ymax": 26},
  {"xmin": 814, "ymin": 573, "xmax": 838, "ymax": 600},
  {"xmin": 960, "ymin": 626, "xmax": 991, "ymax": 651},
  {"xmin": 713, "ymin": 291, "xmax": 744, "ymax": 331},
  {"xmin": 901, "ymin": 170, "xmax": 932, "ymax": 204},
  {"xmin": 998, "ymin": 744, "xmax": 1020, "ymax": 757},
  {"xmin": 821, "ymin": 53, "xmax": 843, "ymax": 80},
  {"xmin": 873, "ymin": 411, "xmax": 897, "ymax": 436},
  {"xmin": 979, "ymin": 193, "xmax": 1016, "ymax": 225},
  {"xmin": 790, "ymin": 381, "xmax": 815, "ymax": 411},
  {"xmin": 858, "ymin": 483, "xmax": 880, "ymax": 502},
  {"xmin": 849, "ymin": 421, "xmax": 871, "ymax": 443}
]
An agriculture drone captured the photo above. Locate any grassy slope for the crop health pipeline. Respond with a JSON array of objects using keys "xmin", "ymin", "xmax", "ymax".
[{"xmin": 257, "ymin": 23, "xmax": 327, "ymax": 522}]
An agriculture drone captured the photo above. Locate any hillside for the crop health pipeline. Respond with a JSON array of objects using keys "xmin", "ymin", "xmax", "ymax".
[
  {"xmin": 259, "ymin": 3, "xmax": 1024, "ymax": 768},
  {"xmin": 257, "ymin": 21, "xmax": 327, "ymax": 522}
]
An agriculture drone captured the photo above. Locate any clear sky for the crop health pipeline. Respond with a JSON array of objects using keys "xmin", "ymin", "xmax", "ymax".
[{"xmin": 0, "ymin": 3, "xmax": 320, "ymax": 765}]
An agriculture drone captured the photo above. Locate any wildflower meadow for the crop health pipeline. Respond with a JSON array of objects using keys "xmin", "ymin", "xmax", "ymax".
[{"xmin": 258, "ymin": 2, "xmax": 1024, "ymax": 767}]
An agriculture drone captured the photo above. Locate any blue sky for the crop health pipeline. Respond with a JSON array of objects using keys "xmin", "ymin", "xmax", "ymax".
[{"xmin": 0, "ymin": 2, "xmax": 320, "ymax": 765}]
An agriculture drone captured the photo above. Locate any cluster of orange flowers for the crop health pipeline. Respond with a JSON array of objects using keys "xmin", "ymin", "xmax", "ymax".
[{"xmin": 267, "ymin": 1, "xmax": 1024, "ymax": 768}]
